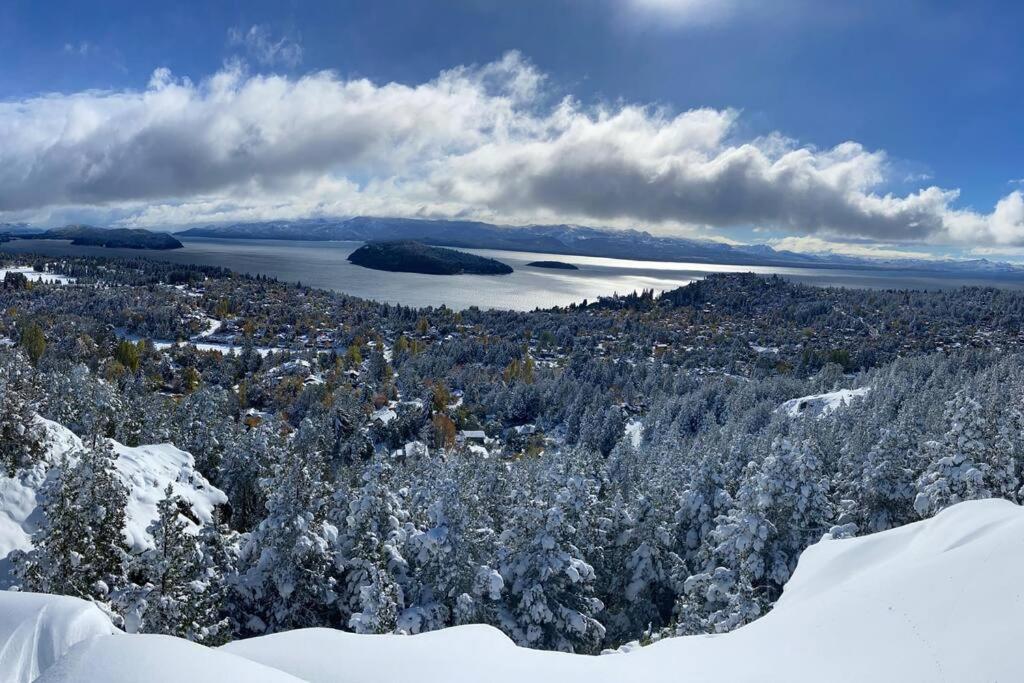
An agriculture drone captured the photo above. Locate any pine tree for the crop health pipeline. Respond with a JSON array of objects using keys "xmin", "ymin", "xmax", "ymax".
[
  {"xmin": 914, "ymin": 395, "xmax": 1022, "ymax": 517},
  {"xmin": 401, "ymin": 466, "xmax": 500, "ymax": 633},
  {"xmin": 336, "ymin": 458, "xmax": 410, "ymax": 633},
  {"xmin": 495, "ymin": 489, "xmax": 605, "ymax": 653},
  {"xmin": 19, "ymin": 322, "xmax": 46, "ymax": 366},
  {"xmin": 218, "ymin": 424, "xmax": 277, "ymax": 532},
  {"xmin": 121, "ymin": 486, "xmax": 231, "ymax": 644},
  {"xmin": 706, "ymin": 437, "xmax": 833, "ymax": 618},
  {"xmin": 0, "ymin": 351, "xmax": 44, "ymax": 476},
  {"xmin": 670, "ymin": 566, "xmax": 760, "ymax": 636},
  {"xmin": 195, "ymin": 513, "xmax": 239, "ymax": 644},
  {"xmin": 16, "ymin": 439, "xmax": 129, "ymax": 601},
  {"xmin": 237, "ymin": 434, "xmax": 337, "ymax": 634}
]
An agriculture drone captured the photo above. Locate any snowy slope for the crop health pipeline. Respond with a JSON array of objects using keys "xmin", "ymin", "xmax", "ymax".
[
  {"xmin": 779, "ymin": 387, "xmax": 871, "ymax": 418},
  {"xmin": 111, "ymin": 440, "xmax": 227, "ymax": 552},
  {"xmin": 5, "ymin": 499, "xmax": 1023, "ymax": 682},
  {"xmin": 0, "ymin": 419, "xmax": 81, "ymax": 581},
  {"xmin": 0, "ymin": 592, "xmax": 115, "ymax": 683},
  {"xmin": 0, "ymin": 417, "xmax": 227, "ymax": 584}
]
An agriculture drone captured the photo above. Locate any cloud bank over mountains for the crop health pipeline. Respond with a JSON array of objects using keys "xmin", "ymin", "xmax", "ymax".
[{"xmin": 0, "ymin": 51, "xmax": 1020, "ymax": 248}]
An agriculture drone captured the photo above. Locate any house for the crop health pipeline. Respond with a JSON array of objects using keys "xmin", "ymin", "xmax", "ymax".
[{"xmin": 458, "ymin": 430, "xmax": 486, "ymax": 444}]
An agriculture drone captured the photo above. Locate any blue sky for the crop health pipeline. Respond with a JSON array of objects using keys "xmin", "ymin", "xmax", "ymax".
[{"xmin": 1, "ymin": 0, "xmax": 1022, "ymax": 258}]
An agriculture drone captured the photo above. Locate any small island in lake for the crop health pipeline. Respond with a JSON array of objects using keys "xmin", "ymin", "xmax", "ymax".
[
  {"xmin": 348, "ymin": 240, "xmax": 513, "ymax": 275},
  {"xmin": 526, "ymin": 260, "xmax": 579, "ymax": 270},
  {"xmin": 34, "ymin": 225, "xmax": 184, "ymax": 250}
]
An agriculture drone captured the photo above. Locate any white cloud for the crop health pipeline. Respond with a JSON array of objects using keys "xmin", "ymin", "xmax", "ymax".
[
  {"xmin": 228, "ymin": 25, "xmax": 303, "ymax": 68},
  {"xmin": 63, "ymin": 41, "xmax": 93, "ymax": 56},
  {"xmin": 619, "ymin": 0, "xmax": 744, "ymax": 26},
  {"xmin": 769, "ymin": 235, "xmax": 937, "ymax": 260},
  {"xmin": 0, "ymin": 51, "xmax": 1021, "ymax": 246}
]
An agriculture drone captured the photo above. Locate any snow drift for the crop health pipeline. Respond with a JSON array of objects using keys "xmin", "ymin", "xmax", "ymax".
[
  {"xmin": 0, "ymin": 592, "xmax": 115, "ymax": 683},
  {"xmin": 5, "ymin": 498, "xmax": 1021, "ymax": 682},
  {"xmin": 35, "ymin": 634, "xmax": 304, "ymax": 683}
]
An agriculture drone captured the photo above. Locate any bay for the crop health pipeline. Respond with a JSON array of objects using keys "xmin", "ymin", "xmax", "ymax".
[{"xmin": 4, "ymin": 237, "xmax": 1024, "ymax": 311}]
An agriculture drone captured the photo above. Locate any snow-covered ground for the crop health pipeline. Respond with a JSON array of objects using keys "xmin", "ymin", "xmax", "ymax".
[
  {"xmin": 624, "ymin": 419, "xmax": 643, "ymax": 448},
  {"xmin": 5, "ymin": 498, "xmax": 1021, "ymax": 682},
  {"xmin": 0, "ymin": 417, "xmax": 226, "ymax": 585},
  {"xmin": 0, "ymin": 592, "xmax": 115, "ymax": 683},
  {"xmin": 0, "ymin": 267, "xmax": 75, "ymax": 286},
  {"xmin": 35, "ymin": 635, "xmax": 303, "ymax": 683},
  {"xmin": 196, "ymin": 317, "xmax": 223, "ymax": 339},
  {"xmin": 111, "ymin": 441, "xmax": 227, "ymax": 552},
  {"xmin": 779, "ymin": 387, "xmax": 871, "ymax": 418},
  {"xmin": 117, "ymin": 326, "xmax": 276, "ymax": 357},
  {"xmin": 154, "ymin": 339, "xmax": 276, "ymax": 357}
]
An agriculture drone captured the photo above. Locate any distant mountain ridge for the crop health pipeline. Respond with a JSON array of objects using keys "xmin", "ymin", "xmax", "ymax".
[{"xmin": 176, "ymin": 216, "xmax": 1024, "ymax": 277}]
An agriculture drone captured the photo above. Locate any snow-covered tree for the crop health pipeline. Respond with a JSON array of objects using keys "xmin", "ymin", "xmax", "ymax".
[
  {"xmin": 669, "ymin": 566, "xmax": 760, "ymax": 636},
  {"xmin": 335, "ymin": 458, "xmax": 410, "ymax": 633},
  {"xmin": 495, "ymin": 486, "xmax": 605, "ymax": 653},
  {"xmin": 218, "ymin": 423, "xmax": 278, "ymax": 532},
  {"xmin": 0, "ymin": 350, "xmax": 44, "ymax": 475},
  {"xmin": 169, "ymin": 387, "xmax": 236, "ymax": 477},
  {"xmin": 837, "ymin": 425, "xmax": 920, "ymax": 533},
  {"xmin": 16, "ymin": 439, "xmax": 129, "ymax": 601},
  {"xmin": 914, "ymin": 395, "xmax": 1022, "ymax": 517},
  {"xmin": 237, "ymin": 430, "xmax": 337, "ymax": 634},
  {"xmin": 707, "ymin": 437, "xmax": 833, "ymax": 616},
  {"xmin": 121, "ymin": 485, "xmax": 230, "ymax": 644},
  {"xmin": 400, "ymin": 461, "xmax": 503, "ymax": 633}
]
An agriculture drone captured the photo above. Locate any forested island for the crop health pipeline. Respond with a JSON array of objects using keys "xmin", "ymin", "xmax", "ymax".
[
  {"xmin": 527, "ymin": 260, "xmax": 579, "ymax": 270},
  {"xmin": 348, "ymin": 240, "xmax": 513, "ymax": 275},
  {"xmin": 33, "ymin": 226, "xmax": 184, "ymax": 250},
  {"xmin": 17, "ymin": 227, "xmax": 184, "ymax": 250}
]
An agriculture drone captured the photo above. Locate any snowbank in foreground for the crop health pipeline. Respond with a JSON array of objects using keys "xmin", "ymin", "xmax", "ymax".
[
  {"xmin": 5, "ymin": 499, "xmax": 1023, "ymax": 682},
  {"xmin": 0, "ymin": 592, "xmax": 115, "ymax": 683},
  {"xmin": 35, "ymin": 635, "xmax": 304, "ymax": 683}
]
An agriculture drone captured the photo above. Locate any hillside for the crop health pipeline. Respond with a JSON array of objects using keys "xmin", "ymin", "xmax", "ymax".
[
  {"xmin": 347, "ymin": 240, "xmax": 513, "ymax": 275},
  {"xmin": 5, "ymin": 499, "xmax": 1020, "ymax": 682},
  {"xmin": 0, "ymin": 417, "xmax": 227, "ymax": 588}
]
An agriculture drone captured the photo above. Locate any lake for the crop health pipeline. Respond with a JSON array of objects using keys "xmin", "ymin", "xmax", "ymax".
[{"xmin": 4, "ymin": 237, "xmax": 1024, "ymax": 311}]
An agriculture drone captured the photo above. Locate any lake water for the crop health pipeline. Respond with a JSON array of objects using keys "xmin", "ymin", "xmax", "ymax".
[{"xmin": 4, "ymin": 237, "xmax": 1024, "ymax": 311}]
